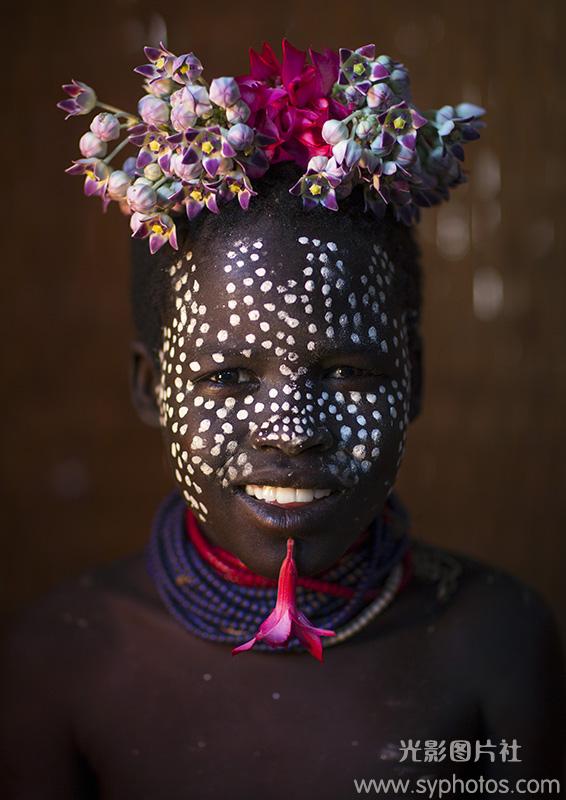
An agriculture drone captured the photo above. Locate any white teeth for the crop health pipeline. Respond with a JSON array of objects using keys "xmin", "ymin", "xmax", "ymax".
[
  {"xmin": 243, "ymin": 485, "xmax": 333, "ymax": 505},
  {"xmin": 276, "ymin": 487, "xmax": 296, "ymax": 504}
]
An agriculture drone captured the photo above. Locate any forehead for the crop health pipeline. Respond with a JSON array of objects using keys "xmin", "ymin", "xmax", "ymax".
[{"xmin": 166, "ymin": 225, "xmax": 404, "ymax": 354}]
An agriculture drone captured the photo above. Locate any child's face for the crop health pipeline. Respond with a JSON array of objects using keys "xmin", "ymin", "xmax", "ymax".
[{"xmin": 156, "ymin": 219, "xmax": 414, "ymax": 578}]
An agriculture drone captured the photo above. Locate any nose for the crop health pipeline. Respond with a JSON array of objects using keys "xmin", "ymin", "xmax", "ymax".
[{"xmin": 251, "ymin": 413, "xmax": 333, "ymax": 456}]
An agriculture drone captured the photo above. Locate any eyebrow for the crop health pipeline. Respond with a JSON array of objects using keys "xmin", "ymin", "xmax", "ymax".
[{"xmin": 193, "ymin": 340, "xmax": 392, "ymax": 361}]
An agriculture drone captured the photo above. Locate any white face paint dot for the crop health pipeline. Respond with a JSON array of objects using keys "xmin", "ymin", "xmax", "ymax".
[
  {"xmin": 226, "ymin": 283, "xmax": 236, "ymax": 294},
  {"xmin": 217, "ymin": 330, "xmax": 228, "ymax": 342}
]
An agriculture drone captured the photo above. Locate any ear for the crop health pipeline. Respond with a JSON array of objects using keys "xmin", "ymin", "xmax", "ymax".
[
  {"xmin": 130, "ymin": 341, "xmax": 161, "ymax": 428},
  {"xmin": 408, "ymin": 326, "xmax": 423, "ymax": 423}
]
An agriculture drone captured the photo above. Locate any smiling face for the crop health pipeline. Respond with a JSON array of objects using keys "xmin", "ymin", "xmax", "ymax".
[{"xmin": 140, "ymin": 204, "xmax": 420, "ymax": 581}]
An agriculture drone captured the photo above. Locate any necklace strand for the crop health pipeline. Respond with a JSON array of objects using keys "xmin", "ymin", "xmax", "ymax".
[{"xmin": 147, "ymin": 492, "xmax": 412, "ymax": 653}]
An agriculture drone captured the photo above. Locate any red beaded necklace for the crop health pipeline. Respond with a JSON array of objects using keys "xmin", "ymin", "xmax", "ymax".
[{"xmin": 185, "ymin": 507, "xmax": 413, "ymax": 601}]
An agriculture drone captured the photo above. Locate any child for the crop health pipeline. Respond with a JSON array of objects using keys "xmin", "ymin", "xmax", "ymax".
[{"xmin": 1, "ymin": 40, "xmax": 563, "ymax": 800}]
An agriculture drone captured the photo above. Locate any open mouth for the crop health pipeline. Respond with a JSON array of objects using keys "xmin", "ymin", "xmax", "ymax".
[{"xmin": 243, "ymin": 484, "xmax": 335, "ymax": 508}]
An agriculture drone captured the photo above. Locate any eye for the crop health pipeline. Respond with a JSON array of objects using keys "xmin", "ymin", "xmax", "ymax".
[
  {"xmin": 203, "ymin": 368, "xmax": 257, "ymax": 387},
  {"xmin": 324, "ymin": 366, "xmax": 375, "ymax": 380}
]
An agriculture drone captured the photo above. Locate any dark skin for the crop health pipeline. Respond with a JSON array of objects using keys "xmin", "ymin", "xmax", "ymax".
[{"xmin": 1, "ymin": 215, "xmax": 564, "ymax": 799}]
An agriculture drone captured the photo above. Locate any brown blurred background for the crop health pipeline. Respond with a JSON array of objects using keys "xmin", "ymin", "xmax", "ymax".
[{"xmin": 3, "ymin": 0, "xmax": 565, "ymax": 640}]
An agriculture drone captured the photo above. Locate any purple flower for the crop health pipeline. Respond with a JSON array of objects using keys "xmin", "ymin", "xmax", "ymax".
[
  {"xmin": 138, "ymin": 95, "xmax": 170, "ymax": 127},
  {"xmin": 128, "ymin": 124, "xmax": 172, "ymax": 172},
  {"xmin": 126, "ymin": 181, "xmax": 158, "ymax": 213},
  {"xmin": 332, "ymin": 137, "xmax": 362, "ymax": 170},
  {"xmin": 337, "ymin": 45, "xmax": 389, "ymax": 100},
  {"xmin": 172, "ymin": 52, "xmax": 203, "ymax": 85},
  {"xmin": 378, "ymin": 102, "xmax": 428, "ymax": 152},
  {"xmin": 57, "ymin": 80, "xmax": 97, "ymax": 119},
  {"xmin": 90, "ymin": 112, "xmax": 120, "ymax": 142},
  {"xmin": 131, "ymin": 211, "xmax": 178, "ymax": 254},
  {"xmin": 65, "ymin": 158, "xmax": 111, "ymax": 207},
  {"xmin": 79, "ymin": 132, "xmax": 107, "ymax": 158},
  {"xmin": 220, "ymin": 169, "xmax": 256, "ymax": 210},
  {"xmin": 433, "ymin": 103, "xmax": 485, "ymax": 158},
  {"xmin": 134, "ymin": 42, "xmax": 176, "ymax": 84},
  {"xmin": 184, "ymin": 183, "xmax": 219, "ymax": 220},
  {"xmin": 209, "ymin": 77, "xmax": 241, "ymax": 109},
  {"xmin": 107, "ymin": 169, "xmax": 131, "ymax": 200},
  {"xmin": 180, "ymin": 127, "xmax": 234, "ymax": 178},
  {"xmin": 290, "ymin": 155, "xmax": 344, "ymax": 210}
]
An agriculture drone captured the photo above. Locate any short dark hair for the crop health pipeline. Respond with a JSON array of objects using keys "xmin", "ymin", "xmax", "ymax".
[{"xmin": 131, "ymin": 163, "xmax": 423, "ymax": 361}]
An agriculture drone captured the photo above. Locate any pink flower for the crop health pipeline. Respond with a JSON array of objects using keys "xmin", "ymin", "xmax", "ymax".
[
  {"xmin": 236, "ymin": 39, "xmax": 348, "ymax": 168},
  {"xmin": 232, "ymin": 538, "xmax": 336, "ymax": 661}
]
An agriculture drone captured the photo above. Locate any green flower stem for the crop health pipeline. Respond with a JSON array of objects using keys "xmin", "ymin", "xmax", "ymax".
[
  {"xmin": 96, "ymin": 101, "xmax": 138, "ymax": 121},
  {"xmin": 152, "ymin": 176, "xmax": 168, "ymax": 191},
  {"xmin": 104, "ymin": 136, "xmax": 131, "ymax": 165}
]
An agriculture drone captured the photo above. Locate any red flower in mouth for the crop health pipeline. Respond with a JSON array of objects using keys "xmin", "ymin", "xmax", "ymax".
[
  {"xmin": 232, "ymin": 538, "xmax": 336, "ymax": 661},
  {"xmin": 236, "ymin": 39, "xmax": 348, "ymax": 169}
]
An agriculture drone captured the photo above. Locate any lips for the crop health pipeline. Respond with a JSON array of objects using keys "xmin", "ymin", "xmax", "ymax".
[{"xmin": 234, "ymin": 483, "xmax": 348, "ymax": 533}]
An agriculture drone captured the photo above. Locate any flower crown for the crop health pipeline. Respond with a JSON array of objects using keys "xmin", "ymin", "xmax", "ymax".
[{"xmin": 59, "ymin": 40, "xmax": 484, "ymax": 254}]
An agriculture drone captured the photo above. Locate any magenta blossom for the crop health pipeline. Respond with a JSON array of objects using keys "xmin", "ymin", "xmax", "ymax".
[
  {"xmin": 236, "ymin": 39, "xmax": 348, "ymax": 168},
  {"xmin": 232, "ymin": 538, "xmax": 336, "ymax": 661}
]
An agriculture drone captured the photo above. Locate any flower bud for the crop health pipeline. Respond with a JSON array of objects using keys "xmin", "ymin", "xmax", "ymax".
[
  {"xmin": 355, "ymin": 118, "xmax": 374, "ymax": 139},
  {"xmin": 171, "ymin": 102, "xmax": 197, "ymax": 132},
  {"xmin": 127, "ymin": 182, "xmax": 157, "ymax": 213},
  {"xmin": 322, "ymin": 119, "xmax": 349, "ymax": 145},
  {"xmin": 182, "ymin": 85, "xmax": 212, "ymax": 117},
  {"xmin": 79, "ymin": 131, "xmax": 107, "ymax": 158},
  {"xmin": 145, "ymin": 77, "xmax": 175, "ymax": 97},
  {"xmin": 90, "ymin": 112, "xmax": 120, "ymax": 142},
  {"xmin": 367, "ymin": 83, "xmax": 394, "ymax": 110},
  {"xmin": 138, "ymin": 95, "xmax": 170, "ymax": 126},
  {"xmin": 122, "ymin": 156, "xmax": 137, "ymax": 178},
  {"xmin": 225, "ymin": 100, "xmax": 250, "ymax": 124},
  {"xmin": 169, "ymin": 89, "xmax": 184, "ymax": 108},
  {"xmin": 209, "ymin": 77, "xmax": 240, "ymax": 109},
  {"xmin": 226, "ymin": 123, "xmax": 254, "ymax": 151},
  {"xmin": 171, "ymin": 152, "xmax": 202, "ymax": 182},
  {"xmin": 107, "ymin": 170, "xmax": 131, "ymax": 200},
  {"xmin": 144, "ymin": 162, "xmax": 163, "ymax": 181}
]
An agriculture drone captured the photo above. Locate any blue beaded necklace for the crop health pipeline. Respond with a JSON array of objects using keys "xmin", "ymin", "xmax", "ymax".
[{"xmin": 147, "ymin": 491, "xmax": 411, "ymax": 653}]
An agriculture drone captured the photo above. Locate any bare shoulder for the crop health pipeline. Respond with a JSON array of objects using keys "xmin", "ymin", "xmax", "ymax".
[
  {"xmin": 410, "ymin": 538, "xmax": 563, "ymax": 656},
  {"xmin": 0, "ymin": 553, "xmax": 160, "ymax": 798},
  {"xmin": 410, "ymin": 540, "xmax": 564, "ymax": 762},
  {"xmin": 0, "ymin": 551, "xmax": 161, "ymax": 704}
]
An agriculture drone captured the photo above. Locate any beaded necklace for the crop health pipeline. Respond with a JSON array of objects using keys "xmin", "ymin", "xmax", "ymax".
[{"xmin": 147, "ymin": 492, "xmax": 412, "ymax": 654}]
